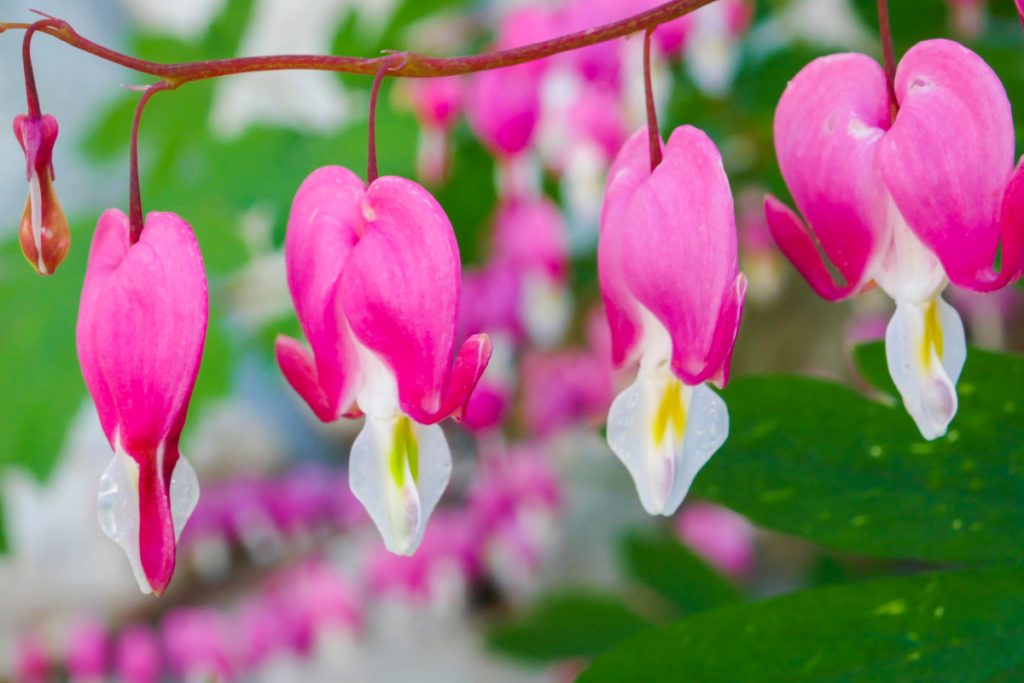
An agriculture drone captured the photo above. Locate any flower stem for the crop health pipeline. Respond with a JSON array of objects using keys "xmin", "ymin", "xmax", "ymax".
[
  {"xmin": 0, "ymin": 0, "xmax": 716, "ymax": 84},
  {"xmin": 644, "ymin": 27, "xmax": 662, "ymax": 172},
  {"xmin": 21, "ymin": 19, "xmax": 56, "ymax": 118},
  {"xmin": 129, "ymin": 81, "xmax": 170, "ymax": 244},
  {"xmin": 877, "ymin": 0, "xmax": 899, "ymax": 122},
  {"xmin": 367, "ymin": 62, "xmax": 390, "ymax": 185}
]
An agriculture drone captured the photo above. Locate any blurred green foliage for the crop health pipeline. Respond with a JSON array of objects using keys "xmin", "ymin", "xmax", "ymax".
[
  {"xmin": 619, "ymin": 532, "xmax": 740, "ymax": 614},
  {"xmin": 489, "ymin": 592, "xmax": 652, "ymax": 663}
]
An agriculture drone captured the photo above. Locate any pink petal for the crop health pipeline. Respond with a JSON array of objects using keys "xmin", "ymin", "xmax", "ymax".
[
  {"xmin": 764, "ymin": 194, "xmax": 857, "ymax": 301},
  {"xmin": 617, "ymin": 126, "xmax": 740, "ymax": 384},
  {"xmin": 77, "ymin": 209, "xmax": 208, "ymax": 594},
  {"xmin": 702, "ymin": 273, "xmax": 747, "ymax": 389},
  {"xmin": 598, "ymin": 127, "xmax": 658, "ymax": 367},
  {"xmin": 341, "ymin": 176, "xmax": 464, "ymax": 424},
  {"xmin": 773, "ymin": 52, "xmax": 890, "ymax": 298},
  {"xmin": 275, "ymin": 335, "xmax": 336, "ymax": 422},
  {"xmin": 435, "ymin": 333, "xmax": 493, "ymax": 422},
  {"xmin": 996, "ymin": 156, "xmax": 1024, "ymax": 287},
  {"xmin": 878, "ymin": 39, "xmax": 1014, "ymax": 290},
  {"xmin": 283, "ymin": 166, "xmax": 366, "ymax": 420}
]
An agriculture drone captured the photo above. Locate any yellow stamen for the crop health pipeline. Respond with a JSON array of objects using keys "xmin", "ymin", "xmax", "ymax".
[
  {"xmin": 389, "ymin": 416, "xmax": 419, "ymax": 486},
  {"xmin": 919, "ymin": 299, "xmax": 944, "ymax": 372},
  {"xmin": 652, "ymin": 379, "xmax": 687, "ymax": 447}
]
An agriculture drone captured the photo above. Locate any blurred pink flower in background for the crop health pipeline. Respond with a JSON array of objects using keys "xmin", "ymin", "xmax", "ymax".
[
  {"xmin": 945, "ymin": 0, "xmax": 986, "ymax": 39},
  {"xmin": 405, "ymin": 76, "xmax": 464, "ymax": 185},
  {"xmin": 675, "ymin": 501, "xmax": 756, "ymax": 579},
  {"xmin": 114, "ymin": 626, "xmax": 161, "ymax": 683},
  {"xmin": 947, "ymin": 285, "xmax": 1024, "ymax": 350},
  {"xmin": 65, "ymin": 618, "xmax": 107, "ymax": 683},
  {"xmin": 737, "ymin": 186, "xmax": 787, "ymax": 306},
  {"xmin": 366, "ymin": 512, "xmax": 481, "ymax": 606},
  {"xmin": 521, "ymin": 309, "xmax": 617, "ymax": 437},
  {"xmin": 264, "ymin": 560, "xmax": 362, "ymax": 654},
  {"xmin": 162, "ymin": 608, "xmax": 236, "ymax": 682},
  {"xmin": 469, "ymin": 446, "xmax": 563, "ymax": 592},
  {"xmin": 493, "ymin": 197, "xmax": 572, "ymax": 349},
  {"xmin": 15, "ymin": 634, "xmax": 49, "ymax": 683}
]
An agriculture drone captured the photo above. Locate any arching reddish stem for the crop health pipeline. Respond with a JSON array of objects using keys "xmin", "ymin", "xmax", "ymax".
[
  {"xmin": 877, "ymin": 0, "xmax": 899, "ymax": 122},
  {"xmin": 129, "ymin": 81, "xmax": 170, "ymax": 244},
  {"xmin": 0, "ymin": 0, "xmax": 716, "ymax": 83},
  {"xmin": 21, "ymin": 19, "xmax": 57, "ymax": 118},
  {"xmin": 643, "ymin": 27, "xmax": 662, "ymax": 172}
]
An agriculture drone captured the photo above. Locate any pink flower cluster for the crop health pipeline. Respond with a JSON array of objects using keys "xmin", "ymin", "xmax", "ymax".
[{"xmin": 16, "ymin": 561, "xmax": 361, "ymax": 683}]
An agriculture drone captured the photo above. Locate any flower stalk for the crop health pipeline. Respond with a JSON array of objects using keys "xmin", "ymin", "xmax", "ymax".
[
  {"xmin": 643, "ymin": 27, "xmax": 663, "ymax": 172},
  {"xmin": 128, "ymin": 81, "xmax": 170, "ymax": 244},
  {"xmin": 877, "ymin": 0, "xmax": 899, "ymax": 121},
  {"xmin": 367, "ymin": 63, "xmax": 391, "ymax": 185}
]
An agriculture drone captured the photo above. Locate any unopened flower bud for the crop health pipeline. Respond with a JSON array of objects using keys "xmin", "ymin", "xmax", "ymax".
[{"xmin": 14, "ymin": 113, "xmax": 69, "ymax": 275}]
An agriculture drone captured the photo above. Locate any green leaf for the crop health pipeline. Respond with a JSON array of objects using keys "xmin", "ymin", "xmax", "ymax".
[
  {"xmin": 620, "ymin": 533, "xmax": 740, "ymax": 614},
  {"xmin": 579, "ymin": 566, "xmax": 1024, "ymax": 683},
  {"xmin": 489, "ymin": 592, "xmax": 652, "ymax": 663},
  {"xmin": 693, "ymin": 344, "xmax": 1024, "ymax": 563}
]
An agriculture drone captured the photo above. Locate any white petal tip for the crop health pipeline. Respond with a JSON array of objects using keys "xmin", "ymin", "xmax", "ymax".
[
  {"xmin": 97, "ymin": 449, "xmax": 152, "ymax": 595},
  {"xmin": 350, "ymin": 416, "xmax": 452, "ymax": 556},
  {"xmin": 607, "ymin": 374, "xmax": 729, "ymax": 517}
]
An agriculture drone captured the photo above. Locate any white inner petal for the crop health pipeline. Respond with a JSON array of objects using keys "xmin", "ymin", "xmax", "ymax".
[
  {"xmin": 28, "ymin": 170, "xmax": 46, "ymax": 275},
  {"xmin": 875, "ymin": 197, "xmax": 946, "ymax": 304},
  {"xmin": 874, "ymin": 195, "xmax": 966, "ymax": 440},
  {"xmin": 885, "ymin": 294, "xmax": 966, "ymax": 440},
  {"xmin": 348, "ymin": 340, "xmax": 451, "ymax": 555},
  {"xmin": 169, "ymin": 453, "xmax": 200, "ymax": 543},
  {"xmin": 97, "ymin": 437, "xmax": 152, "ymax": 595},
  {"xmin": 606, "ymin": 309, "xmax": 729, "ymax": 516},
  {"xmin": 349, "ymin": 415, "xmax": 451, "ymax": 555}
]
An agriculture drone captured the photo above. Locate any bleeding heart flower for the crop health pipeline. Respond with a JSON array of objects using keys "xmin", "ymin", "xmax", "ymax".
[
  {"xmin": 276, "ymin": 167, "xmax": 491, "ymax": 555},
  {"xmin": 13, "ymin": 114, "xmax": 69, "ymax": 275},
  {"xmin": 77, "ymin": 209, "xmax": 207, "ymax": 595},
  {"xmin": 599, "ymin": 126, "xmax": 746, "ymax": 517},
  {"xmin": 766, "ymin": 39, "xmax": 1024, "ymax": 440}
]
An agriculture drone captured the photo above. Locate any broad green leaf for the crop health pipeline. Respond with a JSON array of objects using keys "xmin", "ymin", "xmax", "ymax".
[
  {"xmin": 489, "ymin": 592, "xmax": 652, "ymax": 663},
  {"xmin": 692, "ymin": 344, "xmax": 1024, "ymax": 563},
  {"xmin": 620, "ymin": 533, "xmax": 740, "ymax": 614},
  {"xmin": 579, "ymin": 566, "xmax": 1024, "ymax": 683}
]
